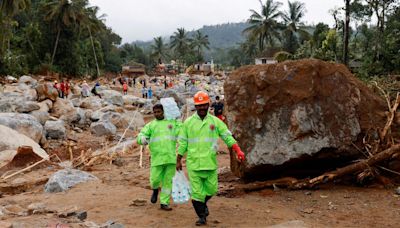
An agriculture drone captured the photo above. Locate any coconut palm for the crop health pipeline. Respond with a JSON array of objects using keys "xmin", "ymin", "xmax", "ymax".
[
  {"xmin": 170, "ymin": 28, "xmax": 191, "ymax": 60},
  {"xmin": 281, "ymin": 0, "xmax": 309, "ymax": 53},
  {"xmin": 191, "ymin": 30, "xmax": 210, "ymax": 61},
  {"xmin": 83, "ymin": 5, "xmax": 106, "ymax": 77},
  {"xmin": 243, "ymin": 0, "xmax": 282, "ymax": 51},
  {"xmin": 150, "ymin": 36, "xmax": 168, "ymax": 63},
  {"xmin": 0, "ymin": 0, "xmax": 30, "ymax": 16},
  {"xmin": 43, "ymin": 0, "xmax": 87, "ymax": 66}
]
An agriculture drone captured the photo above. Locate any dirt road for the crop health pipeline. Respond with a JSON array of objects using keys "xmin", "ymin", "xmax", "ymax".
[{"xmin": 1, "ymin": 141, "xmax": 400, "ymax": 228}]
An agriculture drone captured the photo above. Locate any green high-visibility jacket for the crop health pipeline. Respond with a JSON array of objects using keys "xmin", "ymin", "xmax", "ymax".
[
  {"xmin": 137, "ymin": 119, "xmax": 181, "ymax": 167},
  {"xmin": 178, "ymin": 112, "xmax": 236, "ymax": 171}
]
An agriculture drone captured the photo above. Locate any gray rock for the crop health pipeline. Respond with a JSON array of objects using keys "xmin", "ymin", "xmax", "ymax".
[
  {"xmin": 29, "ymin": 110, "xmax": 50, "ymax": 125},
  {"xmin": 44, "ymin": 169, "xmax": 98, "ymax": 193},
  {"xmin": 0, "ymin": 113, "xmax": 44, "ymax": 143},
  {"xmin": 80, "ymin": 96, "xmax": 103, "ymax": 110},
  {"xmin": 99, "ymin": 90, "xmax": 124, "ymax": 106},
  {"xmin": 0, "ymin": 102, "xmax": 13, "ymax": 112},
  {"xmin": 18, "ymin": 75, "xmax": 37, "ymax": 87},
  {"xmin": 70, "ymin": 98, "xmax": 82, "ymax": 107},
  {"xmin": 44, "ymin": 120, "xmax": 66, "ymax": 139},
  {"xmin": 15, "ymin": 101, "xmax": 40, "ymax": 113},
  {"xmin": 225, "ymin": 60, "xmax": 387, "ymax": 179},
  {"xmin": 395, "ymin": 187, "xmax": 400, "ymax": 195},
  {"xmin": 90, "ymin": 121, "xmax": 116, "ymax": 136}
]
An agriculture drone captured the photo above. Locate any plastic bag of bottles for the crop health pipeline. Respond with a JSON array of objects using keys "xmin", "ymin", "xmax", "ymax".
[
  {"xmin": 160, "ymin": 97, "xmax": 181, "ymax": 120},
  {"xmin": 172, "ymin": 171, "xmax": 191, "ymax": 204}
]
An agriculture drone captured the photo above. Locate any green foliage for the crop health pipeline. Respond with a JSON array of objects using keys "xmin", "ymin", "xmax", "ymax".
[{"xmin": 274, "ymin": 51, "xmax": 292, "ymax": 62}]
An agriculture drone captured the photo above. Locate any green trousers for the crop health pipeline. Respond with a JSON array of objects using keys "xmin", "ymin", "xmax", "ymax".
[
  {"xmin": 187, "ymin": 169, "xmax": 218, "ymax": 203},
  {"xmin": 150, "ymin": 164, "xmax": 176, "ymax": 205}
]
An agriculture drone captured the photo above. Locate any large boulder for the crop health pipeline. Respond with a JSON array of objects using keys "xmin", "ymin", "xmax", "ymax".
[
  {"xmin": 99, "ymin": 90, "xmax": 124, "ymax": 106},
  {"xmin": 90, "ymin": 121, "xmax": 116, "ymax": 136},
  {"xmin": 80, "ymin": 96, "xmax": 103, "ymax": 110},
  {"xmin": 0, "ymin": 125, "xmax": 48, "ymax": 160},
  {"xmin": 15, "ymin": 101, "xmax": 40, "ymax": 113},
  {"xmin": 36, "ymin": 83, "xmax": 58, "ymax": 102},
  {"xmin": 52, "ymin": 99, "xmax": 80, "ymax": 124},
  {"xmin": 224, "ymin": 59, "xmax": 387, "ymax": 179},
  {"xmin": 0, "ymin": 113, "xmax": 44, "ymax": 143},
  {"xmin": 155, "ymin": 89, "xmax": 185, "ymax": 107},
  {"xmin": 44, "ymin": 120, "xmax": 66, "ymax": 139},
  {"xmin": 18, "ymin": 75, "xmax": 37, "ymax": 87}
]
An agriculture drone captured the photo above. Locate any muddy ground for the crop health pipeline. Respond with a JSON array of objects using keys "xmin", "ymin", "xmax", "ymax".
[{"xmin": 1, "ymin": 137, "xmax": 400, "ymax": 228}]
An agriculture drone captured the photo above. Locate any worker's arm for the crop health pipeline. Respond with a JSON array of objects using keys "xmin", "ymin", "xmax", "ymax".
[
  {"xmin": 137, "ymin": 122, "xmax": 152, "ymax": 145},
  {"xmin": 176, "ymin": 122, "xmax": 188, "ymax": 170},
  {"xmin": 217, "ymin": 119, "xmax": 245, "ymax": 162}
]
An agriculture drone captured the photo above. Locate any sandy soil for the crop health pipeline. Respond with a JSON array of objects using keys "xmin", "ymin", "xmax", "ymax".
[{"xmin": 1, "ymin": 139, "xmax": 400, "ymax": 228}]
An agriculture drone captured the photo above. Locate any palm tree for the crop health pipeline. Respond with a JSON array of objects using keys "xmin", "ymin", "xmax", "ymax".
[
  {"xmin": 0, "ymin": 0, "xmax": 30, "ymax": 16},
  {"xmin": 191, "ymin": 31, "xmax": 210, "ymax": 61},
  {"xmin": 243, "ymin": 0, "xmax": 282, "ymax": 51},
  {"xmin": 83, "ymin": 5, "xmax": 106, "ymax": 77},
  {"xmin": 0, "ymin": 0, "xmax": 30, "ymax": 53},
  {"xmin": 150, "ymin": 36, "xmax": 168, "ymax": 63},
  {"xmin": 170, "ymin": 28, "xmax": 191, "ymax": 60},
  {"xmin": 281, "ymin": 1, "xmax": 308, "ymax": 53},
  {"xmin": 43, "ymin": 0, "xmax": 86, "ymax": 66}
]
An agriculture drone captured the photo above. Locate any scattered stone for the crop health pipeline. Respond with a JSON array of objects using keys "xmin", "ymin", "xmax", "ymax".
[
  {"xmin": 130, "ymin": 198, "xmax": 147, "ymax": 206},
  {"xmin": 300, "ymin": 208, "xmax": 314, "ymax": 214},
  {"xmin": 27, "ymin": 202, "xmax": 47, "ymax": 214},
  {"xmin": 18, "ymin": 75, "xmax": 37, "ymax": 87},
  {"xmin": 395, "ymin": 186, "xmax": 400, "ymax": 195},
  {"xmin": 0, "ymin": 113, "xmax": 44, "ymax": 143},
  {"xmin": 44, "ymin": 120, "xmax": 66, "ymax": 139},
  {"xmin": 90, "ymin": 121, "xmax": 116, "ymax": 137},
  {"xmin": 35, "ymin": 83, "xmax": 58, "ymax": 102},
  {"xmin": 99, "ymin": 90, "xmax": 124, "ymax": 106},
  {"xmin": 44, "ymin": 169, "xmax": 98, "ymax": 193},
  {"xmin": 76, "ymin": 211, "xmax": 88, "ymax": 221},
  {"xmin": 267, "ymin": 220, "xmax": 307, "ymax": 228},
  {"xmin": 0, "ymin": 221, "xmax": 13, "ymax": 228}
]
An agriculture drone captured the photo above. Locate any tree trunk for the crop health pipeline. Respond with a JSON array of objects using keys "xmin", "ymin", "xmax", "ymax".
[
  {"xmin": 50, "ymin": 28, "xmax": 60, "ymax": 66},
  {"xmin": 88, "ymin": 26, "xmax": 100, "ymax": 78},
  {"xmin": 343, "ymin": 0, "xmax": 350, "ymax": 66}
]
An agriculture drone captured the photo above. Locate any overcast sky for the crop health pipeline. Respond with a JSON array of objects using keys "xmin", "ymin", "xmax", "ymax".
[{"xmin": 89, "ymin": 0, "xmax": 344, "ymax": 43}]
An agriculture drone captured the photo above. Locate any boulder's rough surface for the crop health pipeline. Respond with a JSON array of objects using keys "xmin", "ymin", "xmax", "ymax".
[
  {"xmin": 36, "ymin": 83, "xmax": 58, "ymax": 102},
  {"xmin": 99, "ymin": 90, "xmax": 124, "ymax": 106},
  {"xmin": 44, "ymin": 169, "xmax": 98, "ymax": 193},
  {"xmin": 80, "ymin": 96, "xmax": 103, "ymax": 110},
  {"xmin": 90, "ymin": 121, "xmax": 116, "ymax": 136},
  {"xmin": 0, "ymin": 125, "xmax": 49, "ymax": 160},
  {"xmin": 18, "ymin": 75, "xmax": 37, "ymax": 87},
  {"xmin": 44, "ymin": 120, "xmax": 66, "ymax": 139},
  {"xmin": 15, "ymin": 101, "xmax": 40, "ymax": 113},
  {"xmin": 224, "ymin": 59, "xmax": 387, "ymax": 179},
  {"xmin": 0, "ymin": 113, "xmax": 44, "ymax": 143}
]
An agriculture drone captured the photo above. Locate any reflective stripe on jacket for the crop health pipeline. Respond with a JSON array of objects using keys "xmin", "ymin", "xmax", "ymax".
[
  {"xmin": 137, "ymin": 119, "xmax": 181, "ymax": 166},
  {"xmin": 178, "ymin": 113, "xmax": 236, "ymax": 171}
]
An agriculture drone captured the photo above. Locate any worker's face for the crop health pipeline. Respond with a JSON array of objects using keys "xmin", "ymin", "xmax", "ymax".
[
  {"xmin": 153, "ymin": 108, "xmax": 164, "ymax": 120},
  {"xmin": 195, "ymin": 103, "xmax": 209, "ymax": 118}
]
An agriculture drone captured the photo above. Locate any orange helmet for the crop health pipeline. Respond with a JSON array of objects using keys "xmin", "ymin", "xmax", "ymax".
[{"xmin": 193, "ymin": 91, "xmax": 210, "ymax": 105}]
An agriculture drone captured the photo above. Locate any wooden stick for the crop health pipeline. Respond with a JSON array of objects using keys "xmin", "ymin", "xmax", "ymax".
[
  {"xmin": 3, "ymin": 158, "xmax": 48, "ymax": 180},
  {"xmin": 68, "ymin": 142, "xmax": 73, "ymax": 161},
  {"xmin": 380, "ymin": 92, "xmax": 400, "ymax": 141},
  {"xmin": 139, "ymin": 146, "xmax": 144, "ymax": 168}
]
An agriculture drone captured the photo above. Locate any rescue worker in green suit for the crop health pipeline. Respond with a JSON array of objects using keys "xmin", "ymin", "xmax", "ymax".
[
  {"xmin": 177, "ymin": 91, "xmax": 245, "ymax": 225},
  {"xmin": 137, "ymin": 104, "xmax": 181, "ymax": 211}
]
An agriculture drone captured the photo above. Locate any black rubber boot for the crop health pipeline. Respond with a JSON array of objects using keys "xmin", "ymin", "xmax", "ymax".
[
  {"xmin": 160, "ymin": 204, "xmax": 172, "ymax": 211},
  {"xmin": 192, "ymin": 200, "xmax": 207, "ymax": 226},
  {"xmin": 150, "ymin": 189, "xmax": 159, "ymax": 204},
  {"xmin": 204, "ymin": 196, "xmax": 212, "ymax": 217}
]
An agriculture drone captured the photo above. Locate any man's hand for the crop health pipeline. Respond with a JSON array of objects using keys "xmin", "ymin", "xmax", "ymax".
[
  {"xmin": 176, "ymin": 155, "xmax": 183, "ymax": 170},
  {"xmin": 141, "ymin": 136, "xmax": 149, "ymax": 145},
  {"xmin": 232, "ymin": 144, "xmax": 245, "ymax": 162}
]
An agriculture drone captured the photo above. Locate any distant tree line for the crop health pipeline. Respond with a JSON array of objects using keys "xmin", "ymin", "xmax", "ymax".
[
  {"xmin": 231, "ymin": 0, "xmax": 400, "ymax": 77},
  {"xmin": 1, "ymin": 0, "xmax": 399, "ymax": 78}
]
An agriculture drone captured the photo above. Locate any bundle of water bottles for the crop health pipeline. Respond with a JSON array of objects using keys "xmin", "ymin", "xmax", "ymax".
[
  {"xmin": 172, "ymin": 171, "xmax": 191, "ymax": 204},
  {"xmin": 160, "ymin": 97, "xmax": 181, "ymax": 120}
]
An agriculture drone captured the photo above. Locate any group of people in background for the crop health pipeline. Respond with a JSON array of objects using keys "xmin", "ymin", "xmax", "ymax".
[{"xmin": 53, "ymin": 80, "xmax": 70, "ymax": 99}]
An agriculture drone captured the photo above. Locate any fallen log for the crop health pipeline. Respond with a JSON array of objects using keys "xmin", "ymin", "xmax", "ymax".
[
  {"xmin": 293, "ymin": 144, "xmax": 400, "ymax": 189},
  {"xmin": 240, "ymin": 144, "xmax": 400, "ymax": 192}
]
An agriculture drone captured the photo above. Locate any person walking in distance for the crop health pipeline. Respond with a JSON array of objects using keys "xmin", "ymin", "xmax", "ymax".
[
  {"xmin": 137, "ymin": 104, "xmax": 182, "ymax": 211},
  {"xmin": 176, "ymin": 91, "xmax": 245, "ymax": 226}
]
